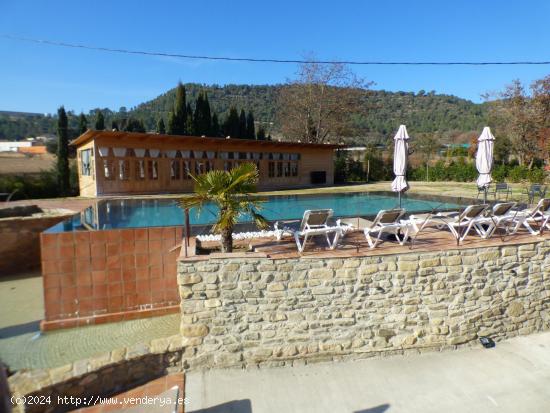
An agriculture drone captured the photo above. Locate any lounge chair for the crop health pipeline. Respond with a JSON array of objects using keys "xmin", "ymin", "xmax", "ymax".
[
  {"xmin": 508, "ymin": 198, "xmax": 550, "ymax": 235},
  {"xmin": 274, "ymin": 209, "xmax": 342, "ymax": 252},
  {"xmin": 474, "ymin": 202, "xmax": 517, "ymax": 239},
  {"xmin": 409, "ymin": 204, "xmax": 490, "ymax": 245},
  {"xmin": 337, "ymin": 208, "xmax": 407, "ymax": 249}
]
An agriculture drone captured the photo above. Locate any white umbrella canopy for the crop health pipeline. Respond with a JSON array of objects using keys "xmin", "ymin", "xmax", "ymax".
[
  {"xmin": 476, "ymin": 126, "xmax": 495, "ymax": 190},
  {"xmin": 391, "ymin": 125, "xmax": 410, "ymax": 197}
]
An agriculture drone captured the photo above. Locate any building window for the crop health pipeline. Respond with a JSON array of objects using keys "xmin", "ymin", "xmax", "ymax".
[
  {"xmin": 184, "ymin": 161, "xmax": 192, "ymax": 179},
  {"xmin": 268, "ymin": 162, "xmax": 275, "ymax": 178},
  {"xmin": 277, "ymin": 162, "xmax": 283, "ymax": 177},
  {"xmin": 291, "ymin": 162, "xmax": 298, "ymax": 177},
  {"xmin": 80, "ymin": 149, "xmax": 92, "ymax": 176},
  {"xmin": 224, "ymin": 161, "xmax": 232, "ymax": 172},
  {"xmin": 118, "ymin": 160, "xmax": 130, "ymax": 180},
  {"xmin": 103, "ymin": 159, "xmax": 115, "ymax": 180},
  {"xmin": 136, "ymin": 160, "xmax": 145, "ymax": 180},
  {"xmin": 195, "ymin": 161, "xmax": 204, "ymax": 175},
  {"xmin": 284, "ymin": 162, "xmax": 291, "ymax": 177},
  {"xmin": 148, "ymin": 160, "xmax": 158, "ymax": 180},
  {"xmin": 170, "ymin": 160, "xmax": 180, "ymax": 180}
]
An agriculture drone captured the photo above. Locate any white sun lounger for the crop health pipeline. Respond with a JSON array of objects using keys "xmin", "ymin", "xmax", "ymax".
[
  {"xmin": 507, "ymin": 198, "xmax": 550, "ymax": 235},
  {"xmin": 474, "ymin": 202, "xmax": 517, "ymax": 239},
  {"xmin": 409, "ymin": 204, "xmax": 490, "ymax": 245},
  {"xmin": 274, "ymin": 209, "xmax": 342, "ymax": 252},
  {"xmin": 338, "ymin": 208, "xmax": 407, "ymax": 249}
]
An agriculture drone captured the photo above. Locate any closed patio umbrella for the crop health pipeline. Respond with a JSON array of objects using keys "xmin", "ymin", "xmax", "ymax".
[
  {"xmin": 476, "ymin": 126, "xmax": 495, "ymax": 203},
  {"xmin": 391, "ymin": 125, "xmax": 410, "ymax": 207}
]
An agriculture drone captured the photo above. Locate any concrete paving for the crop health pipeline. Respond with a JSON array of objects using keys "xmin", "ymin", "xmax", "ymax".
[{"xmin": 186, "ymin": 331, "xmax": 550, "ymax": 413}]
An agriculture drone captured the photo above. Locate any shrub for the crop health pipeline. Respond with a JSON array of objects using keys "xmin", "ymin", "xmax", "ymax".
[
  {"xmin": 527, "ymin": 167, "xmax": 546, "ymax": 183},
  {"xmin": 507, "ymin": 165, "xmax": 529, "ymax": 183},
  {"xmin": 492, "ymin": 164, "xmax": 509, "ymax": 182}
]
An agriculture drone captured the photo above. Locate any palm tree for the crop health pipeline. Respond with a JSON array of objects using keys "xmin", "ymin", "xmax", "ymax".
[{"xmin": 180, "ymin": 163, "xmax": 268, "ymax": 253}]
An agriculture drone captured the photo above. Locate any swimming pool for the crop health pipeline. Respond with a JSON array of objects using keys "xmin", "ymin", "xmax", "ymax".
[{"xmin": 46, "ymin": 192, "xmax": 463, "ymax": 233}]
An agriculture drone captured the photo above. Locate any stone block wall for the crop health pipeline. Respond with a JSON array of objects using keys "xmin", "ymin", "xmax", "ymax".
[
  {"xmin": 0, "ymin": 214, "xmax": 71, "ymax": 276},
  {"xmin": 178, "ymin": 240, "xmax": 550, "ymax": 369},
  {"xmin": 7, "ymin": 335, "xmax": 183, "ymax": 413}
]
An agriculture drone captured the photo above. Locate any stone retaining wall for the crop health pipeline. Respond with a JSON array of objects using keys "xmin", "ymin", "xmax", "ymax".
[
  {"xmin": 7, "ymin": 335, "xmax": 183, "ymax": 413},
  {"xmin": 178, "ymin": 240, "xmax": 550, "ymax": 369}
]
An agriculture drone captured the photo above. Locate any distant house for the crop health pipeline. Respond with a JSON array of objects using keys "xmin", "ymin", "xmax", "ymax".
[
  {"xmin": 0, "ymin": 141, "xmax": 33, "ymax": 152},
  {"xmin": 71, "ymin": 130, "xmax": 342, "ymax": 197}
]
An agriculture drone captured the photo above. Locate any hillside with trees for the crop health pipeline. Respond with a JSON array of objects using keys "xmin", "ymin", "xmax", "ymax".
[{"xmin": 0, "ymin": 84, "xmax": 488, "ymax": 143}]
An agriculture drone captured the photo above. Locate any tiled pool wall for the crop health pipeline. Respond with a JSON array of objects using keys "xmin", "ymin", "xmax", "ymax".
[{"xmin": 40, "ymin": 226, "xmax": 182, "ymax": 330}]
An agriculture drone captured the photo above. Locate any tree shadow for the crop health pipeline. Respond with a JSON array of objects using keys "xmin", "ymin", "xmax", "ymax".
[
  {"xmin": 190, "ymin": 399, "xmax": 252, "ymax": 413},
  {"xmin": 354, "ymin": 403, "xmax": 391, "ymax": 413}
]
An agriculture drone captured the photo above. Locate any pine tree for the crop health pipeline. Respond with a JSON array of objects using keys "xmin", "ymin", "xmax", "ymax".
[
  {"xmin": 78, "ymin": 113, "xmax": 88, "ymax": 135},
  {"xmin": 95, "ymin": 111, "xmax": 105, "ymax": 130},
  {"xmin": 157, "ymin": 117, "xmax": 166, "ymax": 134},
  {"xmin": 169, "ymin": 82, "xmax": 187, "ymax": 135},
  {"xmin": 238, "ymin": 109, "xmax": 247, "ymax": 138},
  {"xmin": 256, "ymin": 126, "xmax": 266, "ymax": 141},
  {"xmin": 56, "ymin": 106, "xmax": 70, "ymax": 196},
  {"xmin": 246, "ymin": 111, "xmax": 255, "ymax": 139},
  {"xmin": 211, "ymin": 113, "xmax": 220, "ymax": 137},
  {"xmin": 111, "ymin": 120, "xmax": 119, "ymax": 131}
]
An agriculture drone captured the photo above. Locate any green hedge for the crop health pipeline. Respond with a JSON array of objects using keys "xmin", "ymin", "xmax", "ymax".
[{"xmin": 0, "ymin": 165, "xmax": 79, "ymax": 200}]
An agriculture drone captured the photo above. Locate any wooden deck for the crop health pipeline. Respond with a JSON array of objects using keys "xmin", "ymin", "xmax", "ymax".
[{"xmin": 246, "ymin": 225, "xmax": 550, "ymax": 260}]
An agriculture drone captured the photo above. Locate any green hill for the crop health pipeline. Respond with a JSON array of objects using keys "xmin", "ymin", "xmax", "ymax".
[{"xmin": 0, "ymin": 84, "xmax": 489, "ymax": 144}]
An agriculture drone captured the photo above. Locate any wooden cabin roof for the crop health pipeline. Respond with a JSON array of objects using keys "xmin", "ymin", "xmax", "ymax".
[{"xmin": 70, "ymin": 130, "xmax": 344, "ymax": 151}]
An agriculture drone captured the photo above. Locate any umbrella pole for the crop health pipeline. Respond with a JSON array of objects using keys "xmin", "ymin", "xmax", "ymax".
[
  {"xmin": 399, "ymin": 191, "xmax": 402, "ymax": 208},
  {"xmin": 484, "ymin": 187, "xmax": 487, "ymax": 204}
]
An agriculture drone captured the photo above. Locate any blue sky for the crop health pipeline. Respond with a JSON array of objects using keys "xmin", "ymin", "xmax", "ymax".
[{"xmin": 1, "ymin": 0, "xmax": 549, "ymax": 114}]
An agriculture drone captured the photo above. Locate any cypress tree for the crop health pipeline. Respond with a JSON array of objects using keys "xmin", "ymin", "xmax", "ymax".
[
  {"xmin": 246, "ymin": 111, "xmax": 255, "ymax": 139},
  {"xmin": 193, "ymin": 92, "xmax": 205, "ymax": 135},
  {"xmin": 56, "ymin": 106, "xmax": 70, "ymax": 196},
  {"xmin": 256, "ymin": 126, "xmax": 266, "ymax": 141},
  {"xmin": 211, "ymin": 113, "xmax": 220, "ymax": 137},
  {"xmin": 223, "ymin": 107, "xmax": 240, "ymax": 138},
  {"xmin": 170, "ymin": 82, "xmax": 187, "ymax": 135},
  {"xmin": 78, "ymin": 113, "xmax": 88, "ymax": 135},
  {"xmin": 111, "ymin": 120, "xmax": 119, "ymax": 131},
  {"xmin": 167, "ymin": 112, "xmax": 176, "ymax": 135},
  {"xmin": 185, "ymin": 103, "xmax": 194, "ymax": 135},
  {"xmin": 95, "ymin": 111, "xmax": 105, "ymax": 130},
  {"xmin": 157, "ymin": 117, "xmax": 166, "ymax": 134},
  {"xmin": 203, "ymin": 92, "xmax": 212, "ymax": 135},
  {"xmin": 238, "ymin": 109, "xmax": 247, "ymax": 138}
]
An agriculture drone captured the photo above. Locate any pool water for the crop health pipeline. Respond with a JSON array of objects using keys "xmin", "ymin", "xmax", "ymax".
[{"xmin": 46, "ymin": 192, "xmax": 461, "ymax": 233}]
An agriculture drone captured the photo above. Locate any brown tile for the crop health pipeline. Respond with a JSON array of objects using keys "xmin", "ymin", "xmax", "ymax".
[
  {"xmin": 45, "ymin": 301, "xmax": 61, "ymax": 319},
  {"xmin": 77, "ymin": 284, "xmax": 93, "ymax": 298},
  {"xmin": 109, "ymin": 282, "xmax": 123, "ymax": 296},
  {"xmin": 148, "ymin": 227, "xmax": 163, "ymax": 240},
  {"xmin": 94, "ymin": 297, "xmax": 108, "ymax": 311},
  {"xmin": 135, "ymin": 267, "xmax": 149, "ymax": 279},
  {"xmin": 91, "ymin": 257, "xmax": 106, "ymax": 271},
  {"xmin": 148, "ymin": 239, "xmax": 162, "ymax": 251},
  {"xmin": 93, "ymin": 284, "xmax": 108, "ymax": 298},
  {"xmin": 105, "ymin": 230, "xmax": 121, "ymax": 243},
  {"xmin": 76, "ymin": 259, "xmax": 91, "ymax": 274},
  {"xmin": 122, "ymin": 268, "xmax": 135, "ymax": 283},
  {"xmin": 44, "ymin": 287, "xmax": 61, "ymax": 303},
  {"xmin": 74, "ymin": 231, "xmax": 90, "ymax": 243},
  {"xmin": 123, "ymin": 281, "xmax": 137, "ymax": 294},
  {"xmin": 75, "ymin": 244, "xmax": 91, "ymax": 259},
  {"xmin": 42, "ymin": 260, "xmax": 59, "ymax": 275},
  {"xmin": 107, "ymin": 268, "xmax": 122, "ymax": 283},
  {"xmin": 134, "ymin": 240, "xmax": 148, "ymax": 253},
  {"xmin": 148, "ymin": 254, "xmax": 162, "ymax": 267},
  {"xmin": 59, "ymin": 272, "xmax": 76, "ymax": 287},
  {"xmin": 121, "ymin": 254, "xmax": 135, "ymax": 270},
  {"xmin": 151, "ymin": 290, "xmax": 165, "ymax": 303},
  {"xmin": 136, "ymin": 279, "xmax": 151, "ymax": 292},
  {"xmin": 134, "ymin": 228, "xmax": 148, "ymax": 241},
  {"xmin": 41, "ymin": 245, "xmax": 59, "ymax": 261},
  {"xmin": 106, "ymin": 243, "xmax": 120, "ymax": 256},
  {"xmin": 91, "ymin": 270, "xmax": 106, "ymax": 285},
  {"xmin": 121, "ymin": 241, "xmax": 135, "ymax": 254},
  {"xmin": 162, "ymin": 238, "xmax": 177, "ymax": 250},
  {"xmin": 61, "ymin": 299, "xmax": 77, "ymax": 315},
  {"xmin": 90, "ymin": 231, "xmax": 106, "ymax": 244},
  {"xmin": 175, "ymin": 227, "xmax": 183, "ymax": 239},
  {"xmin": 105, "ymin": 255, "xmax": 120, "ymax": 270},
  {"xmin": 79, "ymin": 298, "xmax": 95, "ymax": 314},
  {"xmin": 58, "ymin": 232, "xmax": 74, "ymax": 245},
  {"xmin": 58, "ymin": 260, "xmax": 75, "ymax": 274},
  {"xmin": 108, "ymin": 295, "xmax": 124, "ymax": 312},
  {"xmin": 59, "ymin": 244, "xmax": 75, "ymax": 258},
  {"xmin": 90, "ymin": 243, "xmax": 106, "ymax": 258},
  {"xmin": 43, "ymin": 274, "xmax": 60, "ymax": 289},
  {"xmin": 121, "ymin": 230, "xmax": 135, "ymax": 243},
  {"xmin": 42, "ymin": 234, "xmax": 59, "ymax": 248},
  {"xmin": 149, "ymin": 265, "xmax": 162, "ymax": 279},
  {"xmin": 77, "ymin": 271, "xmax": 92, "ymax": 286},
  {"xmin": 150, "ymin": 278, "xmax": 163, "ymax": 292},
  {"xmin": 162, "ymin": 227, "xmax": 176, "ymax": 240},
  {"xmin": 135, "ymin": 254, "xmax": 148, "ymax": 269},
  {"xmin": 125, "ymin": 293, "xmax": 138, "ymax": 309}
]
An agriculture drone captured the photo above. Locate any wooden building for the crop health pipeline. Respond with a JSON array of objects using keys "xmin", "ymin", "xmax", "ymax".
[{"xmin": 71, "ymin": 130, "xmax": 341, "ymax": 197}]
